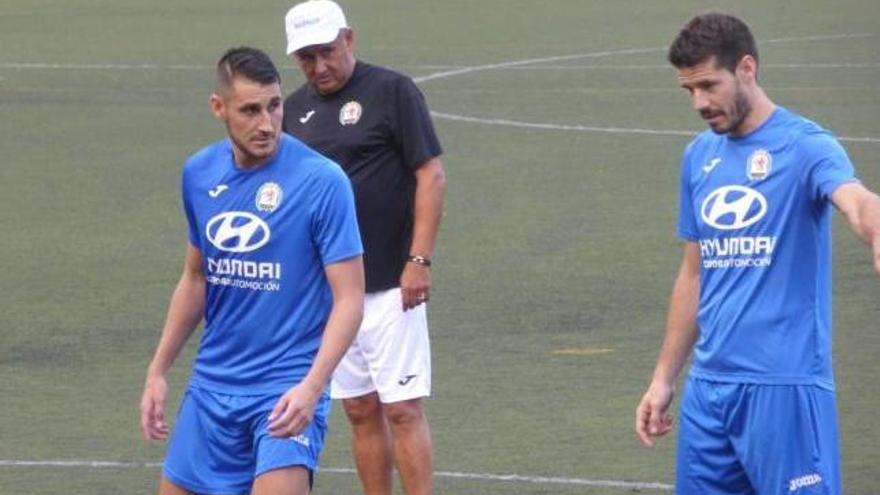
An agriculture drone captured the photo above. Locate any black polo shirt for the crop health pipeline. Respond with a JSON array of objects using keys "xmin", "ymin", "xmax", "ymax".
[{"xmin": 283, "ymin": 61, "xmax": 442, "ymax": 293}]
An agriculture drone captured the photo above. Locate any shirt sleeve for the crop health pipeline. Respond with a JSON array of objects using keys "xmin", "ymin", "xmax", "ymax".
[
  {"xmin": 181, "ymin": 166, "xmax": 201, "ymax": 248},
  {"xmin": 800, "ymin": 130, "xmax": 858, "ymax": 203},
  {"xmin": 392, "ymin": 76, "xmax": 443, "ymax": 170},
  {"xmin": 310, "ymin": 162, "xmax": 364, "ymax": 265},
  {"xmin": 677, "ymin": 143, "xmax": 699, "ymax": 241}
]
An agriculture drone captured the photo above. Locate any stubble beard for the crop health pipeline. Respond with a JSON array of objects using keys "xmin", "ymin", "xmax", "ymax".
[
  {"xmin": 229, "ymin": 128, "xmax": 278, "ymax": 168},
  {"xmin": 715, "ymin": 86, "xmax": 752, "ymax": 136}
]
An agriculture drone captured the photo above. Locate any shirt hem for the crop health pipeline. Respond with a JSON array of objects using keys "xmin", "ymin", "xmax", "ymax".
[
  {"xmin": 188, "ymin": 377, "xmax": 312, "ymax": 396},
  {"xmin": 688, "ymin": 369, "xmax": 835, "ymax": 391}
]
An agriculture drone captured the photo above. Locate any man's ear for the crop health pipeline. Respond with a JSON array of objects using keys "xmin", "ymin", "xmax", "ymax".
[
  {"xmin": 210, "ymin": 92, "xmax": 225, "ymax": 121},
  {"xmin": 736, "ymin": 54, "xmax": 758, "ymax": 84},
  {"xmin": 343, "ymin": 28, "xmax": 355, "ymax": 53}
]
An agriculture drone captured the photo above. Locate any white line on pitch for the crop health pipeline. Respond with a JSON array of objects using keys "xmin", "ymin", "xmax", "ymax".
[
  {"xmin": 430, "ymin": 111, "xmax": 880, "ymax": 144},
  {"xmin": 413, "ymin": 33, "xmax": 877, "ymax": 84},
  {"xmin": 2, "ymin": 61, "xmax": 878, "ymax": 72},
  {"xmin": 427, "ymin": 87, "xmax": 875, "ymax": 95},
  {"xmin": 0, "ymin": 460, "xmax": 161, "ymax": 468},
  {"xmin": 0, "ymin": 34, "xmax": 873, "ymax": 74},
  {"xmin": 430, "ymin": 470, "xmax": 673, "ymax": 490},
  {"xmin": 431, "ymin": 112, "xmax": 694, "ymax": 137},
  {"xmin": 414, "ymin": 47, "xmax": 665, "ymax": 83},
  {"xmin": 415, "ymin": 63, "xmax": 880, "ymax": 70},
  {"xmin": 0, "ymin": 62, "xmax": 213, "ymax": 70},
  {"xmin": 0, "ymin": 460, "xmax": 673, "ymax": 491}
]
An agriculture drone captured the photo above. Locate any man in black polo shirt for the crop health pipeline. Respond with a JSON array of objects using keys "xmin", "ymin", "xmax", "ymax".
[{"xmin": 282, "ymin": 2, "xmax": 446, "ymax": 494}]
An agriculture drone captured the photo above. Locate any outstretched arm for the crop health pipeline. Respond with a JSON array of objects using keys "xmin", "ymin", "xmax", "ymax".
[
  {"xmin": 832, "ymin": 182, "xmax": 880, "ymax": 276},
  {"xmin": 140, "ymin": 244, "xmax": 206, "ymax": 441},
  {"xmin": 636, "ymin": 241, "xmax": 701, "ymax": 447},
  {"xmin": 268, "ymin": 255, "xmax": 365, "ymax": 437}
]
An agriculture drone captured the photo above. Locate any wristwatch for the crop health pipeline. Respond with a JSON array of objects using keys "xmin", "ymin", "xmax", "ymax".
[{"xmin": 407, "ymin": 255, "xmax": 432, "ymax": 267}]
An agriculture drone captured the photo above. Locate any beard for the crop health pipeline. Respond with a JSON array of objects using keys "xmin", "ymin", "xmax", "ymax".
[
  {"xmin": 708, "ymin": 85, "xmax": 752, "ymax": 135},
  {"xmin": 227, "ymin": 128, "xmax": 278, "ymax": 168}
]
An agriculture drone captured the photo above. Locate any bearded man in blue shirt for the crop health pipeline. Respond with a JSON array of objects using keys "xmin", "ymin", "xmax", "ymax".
[{"xmin": 636, "ymin": 13, "xmax": 880, "ymax": 495}]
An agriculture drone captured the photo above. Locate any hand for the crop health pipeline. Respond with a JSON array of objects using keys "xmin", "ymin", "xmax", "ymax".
[
  {"xmin": 635, "ymin": 381, "xmax": 675, "ymax": 447},
  {"xmin": 268, "ymin": 383, "xmax": 321, "ymax": 438},
  {"xmin": 140, "ymin": 375, "xmax": 169, "ymax": 442},
  {"xmin": 400, "ymin": 261, "xmax": 431, "ymax": 310}
]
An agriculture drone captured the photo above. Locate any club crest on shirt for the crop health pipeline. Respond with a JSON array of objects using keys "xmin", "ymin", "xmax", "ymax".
[
  {"xmin": 256, "ymin": 182, "xmax": 283, "ymax": 213},
  {"xmin": 746, "ymin": 149, "xmax": 772, "ymax": 181},
  {"xmin": 339, "ymin": 101, "xmax": 362, "ymax": 126}
]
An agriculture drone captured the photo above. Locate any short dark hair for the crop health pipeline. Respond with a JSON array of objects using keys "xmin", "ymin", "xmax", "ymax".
[
  {"xmin": 216, "ymin": 46, "xmax": 281, "ymax": 90},
  {"xmin": 668, "ymin": 13, "xmax": 758, "ymax": 73}
]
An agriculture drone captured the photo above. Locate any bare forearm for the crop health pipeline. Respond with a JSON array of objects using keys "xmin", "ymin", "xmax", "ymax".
[
  {"xmin": 300, "ymin": 257, "xmax": 365, "ymax": 393},
  {"xmin": 300, "ymin": 294, "xmax": 363, "ymax": 393},
  {"xmin": 833, "ymin": 183, "xmax": 880, "ymax": 274},
  {"xmin": 147, "ymin": 269, "xmax": 205, "ymax": 378},
  {"xmin": 853, "ymin": 192, "xmax": 880, "ymax": 246},
  {"xmin": 653, "ymin": 286, "xmax": 698, "ymax": 385},
  {"xmin": 410, "ymin": 158, "xmax": 446, "ymax": 257},
  {"xmin": 839, "ymin": 185, "xmax": 880, "ymax": 245},
  {"xmin": 652, "ymin": 244, "xmax": 700, "ymax": 385}
]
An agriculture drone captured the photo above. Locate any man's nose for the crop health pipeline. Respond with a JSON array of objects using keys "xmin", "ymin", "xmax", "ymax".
[
  {"xmin": 692, "ymin": 89, "xmax": 710, "ymax": 112},
  {"xmin": 257, "ymin": 109, "xmax": 274, "ymax": 132},
  {"xmin": 314, "ymin": 56, "xmax": 328, "ymax": 74}
]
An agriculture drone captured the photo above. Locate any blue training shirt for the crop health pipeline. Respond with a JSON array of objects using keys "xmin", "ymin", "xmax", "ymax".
[
  {"xmin": 181, "ymin": 133, "xmax": 362, "ymax": 394},
  {"xmin": 677, "ymin": 106, "xmax": 857, "ymax": 389}
]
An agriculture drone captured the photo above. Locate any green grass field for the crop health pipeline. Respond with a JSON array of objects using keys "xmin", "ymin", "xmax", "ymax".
[{"xmin": 1, "ymin": 1, "xmax": 878, "ymax": 493}]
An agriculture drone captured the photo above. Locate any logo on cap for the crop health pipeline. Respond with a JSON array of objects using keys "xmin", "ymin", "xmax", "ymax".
[{"xmin": 293, "ymin": 17, "xmax": 321, "ymax": 29}]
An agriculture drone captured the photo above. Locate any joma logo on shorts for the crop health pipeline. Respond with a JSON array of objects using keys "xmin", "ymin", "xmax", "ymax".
[
  {"xmin": 290, "ymin": 434, "xmax": 310, "ymax": 447},
  {"xmin": 789, "ymin": 473, "xmax": 822, "ymax": 492}
]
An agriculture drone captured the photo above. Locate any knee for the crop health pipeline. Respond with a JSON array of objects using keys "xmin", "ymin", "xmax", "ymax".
[
  {"xmin": 343, "ymin": 394, "xmax": 383, "ymax": 426},
  {"xmin": 384, "ymin": 399, "xmax": 425, "ymax": 427}
]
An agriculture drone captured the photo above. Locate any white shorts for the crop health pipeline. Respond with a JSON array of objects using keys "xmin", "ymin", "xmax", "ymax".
[{"xmin": 331, "ymin": 288, "xmax": 431, "ymax": 403}]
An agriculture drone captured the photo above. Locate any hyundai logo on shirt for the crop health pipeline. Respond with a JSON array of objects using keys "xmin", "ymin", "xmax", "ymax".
[
  {"xmin": 701, "ymin": 186, "xmax": 767, "ymax": 231},
  {"xmin": 206, "ymin": 212, "xmax": 271, "ymax": 253}
]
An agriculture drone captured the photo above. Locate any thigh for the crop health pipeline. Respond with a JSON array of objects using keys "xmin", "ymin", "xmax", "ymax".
[
  {"xmin": 163, "ymin": 388, "xmax": 255, "ymax": 495},
  {"xmin": 676, "ymin": 379, "xmax": 754, "ymax": 495},
  {"xmin": 360, "ymin": 288, "xmax": 432, "ymax": 404},
  {"xmin": 731, "ymin": 385, "xmax": 840, "ymax": 495},
  {"xmin": 251, "ymin": 466, "xmax": 311, "ymax": 495}
]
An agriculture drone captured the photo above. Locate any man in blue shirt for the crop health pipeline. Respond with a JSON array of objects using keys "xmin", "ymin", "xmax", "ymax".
[
  {"xmin": 139, "ymin": 46, "xmax": 365, "ymax": 495},
  {"xmin": 635, "ymin": 13, "xmax": 880, "ymax": 494}
]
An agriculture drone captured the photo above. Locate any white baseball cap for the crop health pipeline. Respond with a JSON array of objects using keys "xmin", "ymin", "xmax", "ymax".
[{"xmin": 285, "ymin": 0, "xmax": 349, "ymax": 55}]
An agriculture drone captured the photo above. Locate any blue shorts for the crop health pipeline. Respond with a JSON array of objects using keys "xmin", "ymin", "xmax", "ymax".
[
  {"xmin": 163, "ymin": 386, "xmax": 330, "ymax": 495},
  {"xmin": 676, "ymin": 378, "xmax": 840, "ymax": 495}
]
